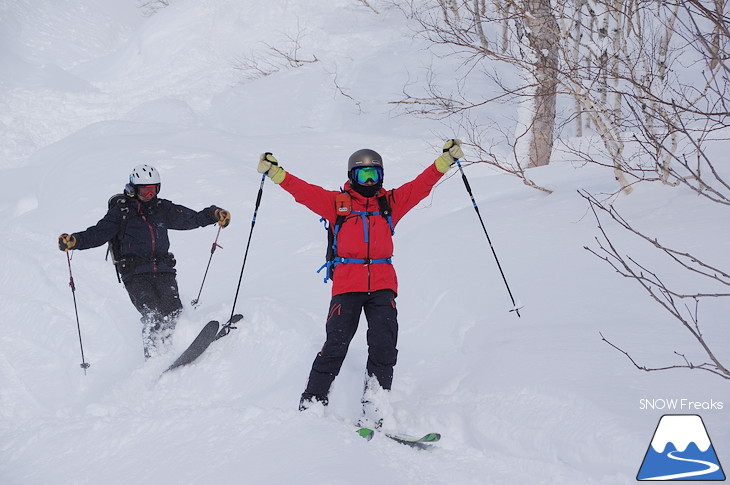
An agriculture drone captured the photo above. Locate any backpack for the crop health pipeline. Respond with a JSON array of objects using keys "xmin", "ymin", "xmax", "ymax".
[
  {"xmin": 106, "ymin": 194, "xmax": 132, "ymax": 283},
  {"xmin": 317, "ymin": 190, "xmax": 395, "ymax": 282}
]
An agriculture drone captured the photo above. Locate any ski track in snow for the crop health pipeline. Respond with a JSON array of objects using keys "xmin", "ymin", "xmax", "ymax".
[{"xmin": 1, "ymin": 1, "xmax": 729, "ymax": 484}]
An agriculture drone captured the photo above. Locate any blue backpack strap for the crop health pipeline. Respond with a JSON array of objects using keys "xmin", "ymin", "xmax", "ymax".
[
  {"xmin": 318, "ymin": 191, "xmax": 348, "ymax": 282},
  {"xmin": 317, "ymin": 190, "xmax": 395, "ymax": 283},
  {"xmin": 317, "ymin": 215, "xmax": 344, "ymax": 282},
  {"xmin": 351, "ymin": 210, "xmax": 377, "ymax": 242},
  {"xmin": 332, "ymin": 256, "xmax": 392, "ymax": 265}
]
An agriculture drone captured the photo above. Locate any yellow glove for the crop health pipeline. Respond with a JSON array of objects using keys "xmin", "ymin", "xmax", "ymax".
[
  {"xmin": 214, "ymin": 208, "xmax": 231, "ymax": 228},
  {"xmin": 434, "ymin": 139, "xmax": 464, "ymax": 173},
  {"xmin": 58, "ymin": 233, "xmax": 77, "ymax": 252},
  {"xmin": 257, "ymin": 152, "xmax": 286, "ymax": 184}
]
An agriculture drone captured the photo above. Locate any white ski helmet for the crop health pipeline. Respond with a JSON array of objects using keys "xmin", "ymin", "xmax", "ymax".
[{"xmin": 129, "ymin": 164, "xmax": 161, "ymax": 185}]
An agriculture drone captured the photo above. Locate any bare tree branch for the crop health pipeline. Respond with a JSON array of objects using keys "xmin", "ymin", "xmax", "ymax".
[{"xmin": 581, "ymin": 190, "xmax": 730, "ymax": 380}]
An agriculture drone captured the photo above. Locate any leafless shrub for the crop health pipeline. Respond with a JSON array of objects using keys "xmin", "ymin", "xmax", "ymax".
[
  {"xmin": 581, "ymin": 190, "xmax": 730, "ymax": 379},
  {"xmin": 233, "ymin": 27, "xmax": 319, "ymax": 81},
  {"xmin": 138, "ymin": 0, "xmax": 170, "ymax": 17}
]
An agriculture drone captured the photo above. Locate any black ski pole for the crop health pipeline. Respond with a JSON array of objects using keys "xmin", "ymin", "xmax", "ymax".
[
  {"xmin": 65, "ymin": 252, "xmax": 91, "ymax": 373},
  {"xmin": 191, "ymin": 225, "xmax": 223, "ymax": 308},
  {"xmin": 455, "ymin": 159, "xmax": 522, "ymax": 317},
  {"xmin": 218, "ymin": 171, "xmax": 267, "ymax": 338}
]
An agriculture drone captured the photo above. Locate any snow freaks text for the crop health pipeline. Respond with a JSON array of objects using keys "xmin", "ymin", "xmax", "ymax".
[{"xmin": 639, "ymin": 399, "xmax": 724, "ymax": 411}]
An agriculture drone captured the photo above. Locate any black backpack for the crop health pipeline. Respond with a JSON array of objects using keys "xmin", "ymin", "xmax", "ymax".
[
  {"xmin": 317, "ymin": 190, "xmax": 395, "ymax": 282},
  {"xmin": 106, "ymin": 194, "xmax": 132, "ymax": 282}
]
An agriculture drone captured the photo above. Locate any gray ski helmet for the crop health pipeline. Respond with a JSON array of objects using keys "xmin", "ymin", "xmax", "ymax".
[
  {"xmin": 347, "ymin": 149, "xmax": 383, "ymax": 183},
  {"xmin": 348, "ymin": 149, "xmax": 383, "ymax": 171}
]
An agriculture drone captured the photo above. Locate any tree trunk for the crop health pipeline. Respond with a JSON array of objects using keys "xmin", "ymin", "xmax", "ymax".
[{"xmin": 525, "ymin": 0, "xmax": 559, "ymax": 167}]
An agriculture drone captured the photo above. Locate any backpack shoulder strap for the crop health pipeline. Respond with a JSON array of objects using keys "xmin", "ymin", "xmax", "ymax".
[
  {"xmin": 106, "ymin": 194, "xmax": 133, "ymax": 283},
  {"xmin": 376, "ymin": 191, "xmax": 394, "ymax": 235},
  {"xmin": 108, "ymin": 194, "xmax": 132, "ymax": 237},
  {"xmin": 317, "ymin": 189, "xmax": 353, "ymax": 282}
]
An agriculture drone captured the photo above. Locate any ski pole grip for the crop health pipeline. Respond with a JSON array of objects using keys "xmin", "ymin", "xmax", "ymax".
[{"xmin": 254, "ymin": 174, "xmax": 265, "ymax": 210}]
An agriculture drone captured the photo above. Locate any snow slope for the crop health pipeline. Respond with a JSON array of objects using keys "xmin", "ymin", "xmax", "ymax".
[{"xmin": 1, "ymin": 1, "xmax": 728, "ymax": 484}]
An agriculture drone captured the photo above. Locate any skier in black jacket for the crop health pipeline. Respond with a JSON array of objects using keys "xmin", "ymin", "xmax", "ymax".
[{"xmin": 57, "ymin": 164, "xmax": 231, "ymax": 359}]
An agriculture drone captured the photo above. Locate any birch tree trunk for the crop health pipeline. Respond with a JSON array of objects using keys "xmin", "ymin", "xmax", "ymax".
[
  {"xmin": 524, "ymin": 0, "xmax": 559, "ymax": 167},
  {"xmin": 572, "ymin": 0, "xmax": 585, "ymax": 137}
]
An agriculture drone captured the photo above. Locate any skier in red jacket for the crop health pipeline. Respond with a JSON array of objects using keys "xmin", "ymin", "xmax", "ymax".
[{"xmin": 257, "ymin": 140, "xmax": 463, "ymax": 428}]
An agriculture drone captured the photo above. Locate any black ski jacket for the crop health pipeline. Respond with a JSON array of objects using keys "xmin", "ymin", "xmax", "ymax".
[{"xmin": 72, "ymin": 197, "xmax": 217, "ymax": 280}]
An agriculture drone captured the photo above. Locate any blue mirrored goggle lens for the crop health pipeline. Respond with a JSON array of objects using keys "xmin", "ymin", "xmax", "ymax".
[{"xmin": 354, "ymin": 167, "xmax": 382, "ymax": 184}]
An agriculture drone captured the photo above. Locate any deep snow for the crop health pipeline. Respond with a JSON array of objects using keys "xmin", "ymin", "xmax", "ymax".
[{"xmin": 1, "ymin": 1, "xmax": 728, "ymax": 484}]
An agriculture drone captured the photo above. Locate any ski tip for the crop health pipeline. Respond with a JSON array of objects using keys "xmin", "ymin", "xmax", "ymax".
[
  {"xmin": 229, "ymin": 313, "xmax": 244, "ymax": 324},
  {"xmin": 356, "ymin": 427, "xmax": 375, "ymax": 441},
  {"xmin": 382, "ymin": 431, "xmax": 442, "ymax": 448}
]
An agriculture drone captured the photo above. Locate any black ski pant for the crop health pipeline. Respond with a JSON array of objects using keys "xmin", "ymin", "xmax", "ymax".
[
  {"xmin": 304, "ymin": 289, "xmax": 398, "ymax": 398},
  {"xmin": 123, "ymin": 272, "xmax": 183, "ymax": 358}
]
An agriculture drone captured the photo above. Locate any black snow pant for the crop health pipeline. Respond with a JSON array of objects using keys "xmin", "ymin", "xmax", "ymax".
[
  {"xmin": 303, "ymin": 289, "xmax": 398, "ymax": 398},
  {"xmin": 123, "ymin": 272, "xmax": 183, "ymax": 358}
]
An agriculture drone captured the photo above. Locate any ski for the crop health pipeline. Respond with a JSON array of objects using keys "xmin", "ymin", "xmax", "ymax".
[
  {"xmin": 163, "ymin": 314, "xmax": 243, "ymax": 373},
  {"xmin": 215, "ymin": 313, "xmax": 243, "ymax": 340},
  {"xmin": 384, "ymin": 431, "xmax": 441, "ymax": 449},
  {"xmin": 163, "ymin": 320, "xmax": 219, "ymax": 373},
  {"xmin": 356, "ymin": 427, "xmax": 375, "ymax": 441},
  {"xmin": 355, "ymin": 427, "xmax": 441, "ymax": 449}
]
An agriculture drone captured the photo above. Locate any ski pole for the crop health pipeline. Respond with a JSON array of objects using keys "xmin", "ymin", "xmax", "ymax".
[
  {"xmin": 455, "ymin": 159, "xmax": 522, "ymax": 317},
  {"xmin": 191, "ymin": 225, "xmax": 223, "ymax": 308},
  {"xmin": 65, "ymin": 252, "xmax": 91, "ymax": 373},
  {"xmin": 219, "ymin": 171, "xmax": 267, "ymax": 337}
]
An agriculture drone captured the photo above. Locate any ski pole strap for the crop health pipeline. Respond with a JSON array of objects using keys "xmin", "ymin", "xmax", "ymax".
[{"xmin": 316, "ymin": 257, "xmax": 393, "ymax": 283}]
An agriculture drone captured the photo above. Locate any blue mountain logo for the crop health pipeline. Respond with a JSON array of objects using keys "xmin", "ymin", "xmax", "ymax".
[{"xmin": 637, "ymin": 414, "xmax": 725, "ymax": 481}]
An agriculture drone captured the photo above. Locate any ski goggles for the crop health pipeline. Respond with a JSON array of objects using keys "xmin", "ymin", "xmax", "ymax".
[
  {"xmin": 136, "ymin": 184, "xmax": 159, "ymax": 200},
  {"xmin": 353, "ymin": 166, "xmax": 383, "ymax": 185}
]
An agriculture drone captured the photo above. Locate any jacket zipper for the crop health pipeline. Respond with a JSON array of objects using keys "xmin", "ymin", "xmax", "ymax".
[
  {"xmin": 365, "ymin": 198, "xmax": 371, "ymax": 294},
  {"xmin": 137, "ymin": 202, "xmax": 157, "ymax": 274}
]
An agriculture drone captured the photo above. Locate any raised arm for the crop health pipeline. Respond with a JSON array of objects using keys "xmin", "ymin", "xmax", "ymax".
[
  {"xmin": 389, "ymin": 139, "xmax": 464, "ymax": 225},
  {"xmin": 257, "ymin": 152, "xmax": 338, "ymax": 222}
]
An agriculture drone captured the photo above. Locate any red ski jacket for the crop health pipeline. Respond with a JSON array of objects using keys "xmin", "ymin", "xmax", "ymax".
[{"xmin": 279, "ymin": 163, "xmax": 444, "ymax": 296}]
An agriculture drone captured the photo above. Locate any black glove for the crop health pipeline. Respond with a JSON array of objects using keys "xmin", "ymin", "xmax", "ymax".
[{"xmin": 207, "ymin": 206, "xmax": 231, "ymax": 227}]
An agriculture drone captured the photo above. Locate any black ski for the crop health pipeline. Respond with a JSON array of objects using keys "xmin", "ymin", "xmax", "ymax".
[
  {"xmin": 215, "ymin": 313, "xmax": 243, "ymax": 340},
  {"xmin": 163, "ymin": 314, "xmax": 243, "ymax": 373}
]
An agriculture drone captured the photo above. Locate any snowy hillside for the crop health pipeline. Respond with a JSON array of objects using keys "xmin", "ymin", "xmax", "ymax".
[{"xmin": 1, "ymin": 1, "xmax": 728, "ymax": 484}]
